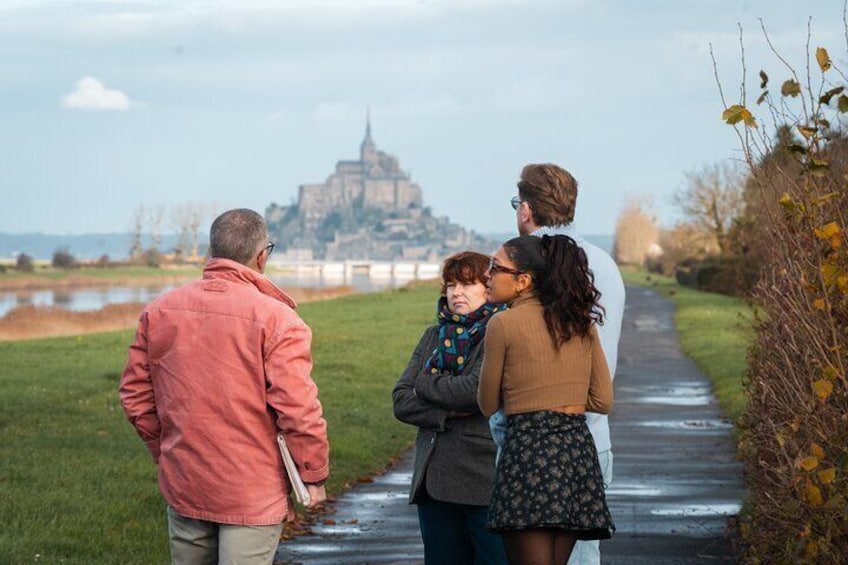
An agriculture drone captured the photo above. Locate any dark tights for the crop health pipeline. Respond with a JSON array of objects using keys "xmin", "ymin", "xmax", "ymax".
[{"xmin": 502, "ymin": 529, "xmax": 576, "ymax": 565}]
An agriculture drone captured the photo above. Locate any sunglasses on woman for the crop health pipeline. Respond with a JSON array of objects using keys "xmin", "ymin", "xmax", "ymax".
[{"xmin": 487, "ymin": 257, "xmax": 524, "ymax": 276}]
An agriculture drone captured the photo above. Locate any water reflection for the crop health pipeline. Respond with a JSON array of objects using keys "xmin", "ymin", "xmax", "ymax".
[
  {"xmin": 0, "ymin": 272, "xmax": 427, "ymax": 318},
  {"xmin": 0, "ymin": 286, "xmax": 177, "ymax": 318},
  {"xmin": 54, "ymin": 291, "xmax": 73, "ymax": 307}
]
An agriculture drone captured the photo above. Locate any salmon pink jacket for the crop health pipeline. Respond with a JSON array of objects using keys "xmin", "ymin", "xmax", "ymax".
[{"xmin": 120, "ymin": 258, "xmax": 329, "ymax": 526}]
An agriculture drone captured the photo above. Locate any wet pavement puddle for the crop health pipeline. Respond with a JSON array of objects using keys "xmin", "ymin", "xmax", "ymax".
[
  {"xmin": 376, "ymin": 472, "xmax": 413, "ymax": 486},
  {"xmin": 638, "ymin": 395, "xmax": 711, "ymax": 405},
  {"xmin": 627, "ymin": 384, "xmax": 714, "ymax": 406},
  {"xmin": 650, "ymin": 503, "xmax": 742, "ymax": 517},
  {"xmin": 637, "ymin": 419, "xmax": 733, "ymax": 430},
  {"xmin": 607, "ymin": 483, "xmax": 664, "ymax": 496},
  {"xmin": 632, "ymin": 314, "xmax": 674, "ymax": 332},
  {"xmin": 340, "ymin": 491, "xmax": 407, "ymax": 503}
]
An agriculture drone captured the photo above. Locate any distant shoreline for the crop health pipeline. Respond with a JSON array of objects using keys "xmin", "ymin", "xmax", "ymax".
[{"xmin": 0, "ymin": 232, "xmax": 615, "ymax": 261}]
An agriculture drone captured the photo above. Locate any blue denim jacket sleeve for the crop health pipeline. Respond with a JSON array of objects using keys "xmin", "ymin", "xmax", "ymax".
[{"xmin": 488, "ymin": 408, "xmax": 508, "ymax": 457}]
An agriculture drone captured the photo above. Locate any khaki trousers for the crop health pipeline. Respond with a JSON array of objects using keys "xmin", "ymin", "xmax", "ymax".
[{"xmin": 166, "ymin": 506, "xmax": 284, "ymax": 565}]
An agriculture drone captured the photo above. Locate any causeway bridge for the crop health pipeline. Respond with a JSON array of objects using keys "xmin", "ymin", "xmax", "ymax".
[{"xmin": 266, "ymin": 260, "xmax": 441, "ymax": 280}]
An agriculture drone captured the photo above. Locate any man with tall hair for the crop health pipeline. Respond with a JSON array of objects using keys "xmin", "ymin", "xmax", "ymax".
[
  {"xmin": 513, "ymin": 163, "xmax": 625, "ymax": 565},
  {"xmin": 120, "ymin": 208, "xmax": 329, "ymax": 564}
]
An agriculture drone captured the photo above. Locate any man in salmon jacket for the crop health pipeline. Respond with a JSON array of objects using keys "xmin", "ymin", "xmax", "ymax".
[{"xmin": 120, "ymin": 208, "xmax": 329, "ymax": 564}]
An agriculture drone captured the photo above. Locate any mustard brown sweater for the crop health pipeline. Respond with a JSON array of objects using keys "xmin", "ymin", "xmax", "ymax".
[{"xmin": 477, "ymin": 293, "xmax": 613, "ymax": 417}]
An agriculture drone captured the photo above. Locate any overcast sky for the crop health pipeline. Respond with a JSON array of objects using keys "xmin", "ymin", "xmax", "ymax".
[{"xmin": 1, "ymin": 1, "xmax": 844, "ymax": 237}]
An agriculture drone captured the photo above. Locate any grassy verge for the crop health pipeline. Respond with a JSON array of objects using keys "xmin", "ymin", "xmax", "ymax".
[
  {"xmin": 621, "ymin": 267, "xmax": 753, "ymax": 421},
  {"xmin": 0, "ymin": 283, "xmax": 438, "ymax": 564}
]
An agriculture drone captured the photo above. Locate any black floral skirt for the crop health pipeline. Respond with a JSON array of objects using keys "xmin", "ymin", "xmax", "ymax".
[{"xmin": 486, "ymin": 411, "xmax": 614, "ymax": 540}]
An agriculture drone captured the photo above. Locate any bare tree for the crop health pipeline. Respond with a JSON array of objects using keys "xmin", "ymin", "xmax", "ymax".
[
  {"xmin": 148, "ymin": 205, "xmax": 165, "ymax": 253},
  {"xmin": 612, "ymin": 197, "xmax": 660, "ymax": 266},
  {"xmin": 129, "ymin": 205, "xmax": 145, "ymax": 262},
  {"xmin": 170, "ymin": 201, "xmax": 218, "ymax": 262},
  {"xmin": 652, "ymin": 223, "xmax": 721, "ymax": 276},
  {"xmin": 188, "ymin": 203, "xmax": 205, "ymax": 261},
  {"xmin": 672, "ymin": 162, "xmax": 745, "ymax": 255},
  {"xmin": 170, "ymin": 204, "xmax": 193, "ymax": 262}
]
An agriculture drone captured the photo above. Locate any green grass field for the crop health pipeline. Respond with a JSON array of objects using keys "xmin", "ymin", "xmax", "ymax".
[
  {"xmin": 0, "ymin": 271, "xmax": 752, "ymax": 563},
  {"xmin": 0, "ymin": 283, "xmax": 436, "ymax": 564},
  {"xmin": 621, "ymin": 268, "xmax": 753, "ymax": 421}
]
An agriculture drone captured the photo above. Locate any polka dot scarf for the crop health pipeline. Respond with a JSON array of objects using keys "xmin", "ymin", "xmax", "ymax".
[{"xmin": 424, "ymin": 296, "xmax": 507, "ymax": 375}]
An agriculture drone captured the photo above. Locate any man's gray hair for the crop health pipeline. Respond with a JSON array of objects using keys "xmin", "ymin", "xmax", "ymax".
[{"xmin": 208, "ymin": 209, "xmax": 269, "ymax": 265}]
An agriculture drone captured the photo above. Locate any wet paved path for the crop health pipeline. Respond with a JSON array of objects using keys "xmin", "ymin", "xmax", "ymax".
[{"xmin": 275, "ymin": 286, "xmax": 746, "ymax": 564}]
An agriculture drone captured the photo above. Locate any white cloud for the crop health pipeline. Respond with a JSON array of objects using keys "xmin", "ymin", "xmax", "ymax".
[{"xmin": 61, "ymin": 76, "xmax": 133, "ymax": 111}]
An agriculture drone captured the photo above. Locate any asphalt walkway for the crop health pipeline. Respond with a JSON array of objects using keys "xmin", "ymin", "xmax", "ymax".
[{"xmin": 274, "ymin": 285, "xmax": 746, "ymax": 564}]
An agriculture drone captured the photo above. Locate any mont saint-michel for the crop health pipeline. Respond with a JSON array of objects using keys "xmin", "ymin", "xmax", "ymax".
[{"xmin": 265, "ymin": 120, "xmax": 493, "ymax": 262}]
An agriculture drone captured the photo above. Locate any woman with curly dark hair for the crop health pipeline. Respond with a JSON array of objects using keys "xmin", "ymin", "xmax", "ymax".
[{"xmin": 478, "ymin": 235, "xmax": 614, "ymax": 564}]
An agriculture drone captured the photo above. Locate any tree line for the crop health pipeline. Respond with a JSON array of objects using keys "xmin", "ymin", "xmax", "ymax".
[{"xmin": 5, "ymin": 202, "xmax": 221, "ymax": 272}]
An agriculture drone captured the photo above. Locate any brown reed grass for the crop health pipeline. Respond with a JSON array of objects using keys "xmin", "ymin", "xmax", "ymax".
[{"xmin": 0, "ymin": 272, "xmax": 199, "ymax": 291}]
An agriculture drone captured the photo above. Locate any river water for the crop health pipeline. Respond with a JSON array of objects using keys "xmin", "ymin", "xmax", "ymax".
[{"xmin": 0, "ymin": 272, "xmax": 425, "ymax": 318}]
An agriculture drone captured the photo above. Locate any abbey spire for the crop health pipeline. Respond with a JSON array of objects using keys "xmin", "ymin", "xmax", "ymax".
[{"xmin": 360, "ymin": 109, "xmax": 377, "ymax": 164}]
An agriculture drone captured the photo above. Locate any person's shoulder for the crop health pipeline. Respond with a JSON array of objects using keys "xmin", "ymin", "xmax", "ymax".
[
  {"xmin": 581, "ymin": 243, "xmax": 624, "ymax": 285},
  {"xmin": 270, "ymin": 298, "xmax": 306, "ymax": 325},
  {"xmin": 147, "ymin": 278, "xmax": 202, "ymax": 307},
  {"xmin": 414, "ymin": 324, "xmax": 439, "ymax": 340},
  {"xmin": 413, "ymin": 325, "xmax": 440, "ymax": 348},
  {"xmin": 484, "ymin": 309, "xmax": 507, "ymax": 328},
  {"xmin": 580, "ymin": 241, "xmax": 617, "ymax": 267},
  {"xmin": 241, "ymin": 288, "xmax": 307, "ymax": 331},
  {"xmin": 489, "ymin": 305, "xmax": 524, "ymax": 329}
]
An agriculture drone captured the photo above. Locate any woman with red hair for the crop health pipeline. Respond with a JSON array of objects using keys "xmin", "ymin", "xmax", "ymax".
[{"xmin": 393, "ymin": 251, "xmax": 508, "ymax": 565}]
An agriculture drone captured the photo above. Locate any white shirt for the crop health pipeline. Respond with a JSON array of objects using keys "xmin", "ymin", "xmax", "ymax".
[{"xmin": 532, "ymin": 224, "xmax": 625, "ymax": 452}]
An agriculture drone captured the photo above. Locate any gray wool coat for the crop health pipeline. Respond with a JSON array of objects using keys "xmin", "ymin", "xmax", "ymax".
[{"xmin": 392, "ymin": 325, "xmax": 498, "ymax": 507}]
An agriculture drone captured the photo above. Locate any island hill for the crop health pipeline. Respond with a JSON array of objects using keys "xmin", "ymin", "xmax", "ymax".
[{"xmin": 266, "ymin": 120, "xmax": 494, "ymax": 262}]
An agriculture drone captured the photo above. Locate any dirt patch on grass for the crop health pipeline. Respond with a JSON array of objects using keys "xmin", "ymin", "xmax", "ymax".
[{"xmin": 0, "ymin": 286, "xmax": 357, "ymax": 342}]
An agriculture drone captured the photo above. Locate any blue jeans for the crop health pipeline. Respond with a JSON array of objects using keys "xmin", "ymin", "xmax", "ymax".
[{"xmin": 417, "ymin": 496, "xmax": 507, "ymax": 565}]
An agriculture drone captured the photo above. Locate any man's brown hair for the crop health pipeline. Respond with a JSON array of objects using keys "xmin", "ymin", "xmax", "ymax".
[{"xmin": 517, "ymin": 163, "xmax": 578, "ymax": 227}]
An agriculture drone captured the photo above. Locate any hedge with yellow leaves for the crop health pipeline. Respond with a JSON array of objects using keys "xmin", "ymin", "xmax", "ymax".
[{"xmin": 719, "ymin": 29, "xmax": 848, "ymax": 562}]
